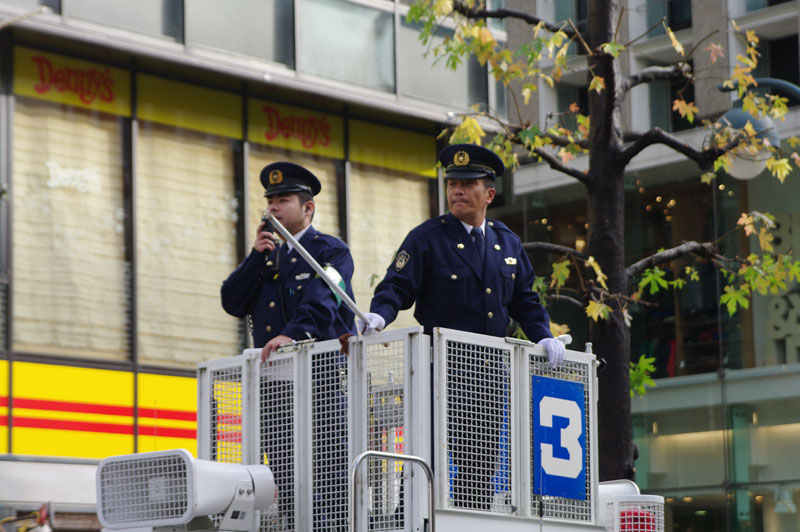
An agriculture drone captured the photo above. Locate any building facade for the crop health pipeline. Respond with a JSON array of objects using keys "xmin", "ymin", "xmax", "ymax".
[
  {"xmin": 499, "ymin": 1, "xmax": 800, "ymax": 531},
  {"xmin": 0, "ymin": 0, "xmax": 507, "ymax": 525}
]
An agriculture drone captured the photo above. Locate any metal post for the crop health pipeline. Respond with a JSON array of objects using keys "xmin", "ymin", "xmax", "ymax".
[{"xmin": 350, "ymin": 450, "xmax": 435, "ymax": 532}]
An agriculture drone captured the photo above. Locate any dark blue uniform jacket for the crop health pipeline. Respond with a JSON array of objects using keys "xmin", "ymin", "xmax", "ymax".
[
  {"xmin": 370, "ymin": 213, "xmax": 552, "ymax": 341},
  {"xmin": 221, "ymin": 225, "xmax": 356, "ymax": 346}
]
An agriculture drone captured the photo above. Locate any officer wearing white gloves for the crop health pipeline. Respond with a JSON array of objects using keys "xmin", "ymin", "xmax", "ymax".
[
  {"xmin": 360, "ymin": 144, "xmax": 566, "ymax": 511},
  {"xmin": 357, "ymin": 143, "xmax": 564, "ymax": 367}
]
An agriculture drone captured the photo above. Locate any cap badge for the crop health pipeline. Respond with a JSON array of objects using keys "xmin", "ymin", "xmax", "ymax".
[
  {"xmin": 269, "ymin": 169, "xmax": 283, "ymax": 184},
  {"xmin": 454, "ymin": 150, "xmax": 470, "ymax": 166},
  {"xmin": 395, "ymin": 250, "xmax": 411, "ymax": 272}
]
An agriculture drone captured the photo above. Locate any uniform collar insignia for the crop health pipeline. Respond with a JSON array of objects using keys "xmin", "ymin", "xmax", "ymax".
[{"xmin": 504, "ymin": 257, "xmax": 517, "ymax": 265}]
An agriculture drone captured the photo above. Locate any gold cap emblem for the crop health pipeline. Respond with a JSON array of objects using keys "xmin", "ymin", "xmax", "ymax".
[
  {"xmin": 269, "ymin": 169, "xmax": 283, "ymax": 184},
  {"xmin": 454, "ymin": 150, "xmax": 470, "ymax": 166}
]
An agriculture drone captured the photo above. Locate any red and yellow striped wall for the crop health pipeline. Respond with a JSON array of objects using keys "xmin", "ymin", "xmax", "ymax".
[{"xmin": 0, "ymin": 360, "xmax": 196, "ymax": 459}]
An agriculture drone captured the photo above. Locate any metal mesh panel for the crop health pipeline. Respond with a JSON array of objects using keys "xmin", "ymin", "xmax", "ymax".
[
  {"xmin": 210, "ymin": 367, "xmax": 244, "ymax": 464},
  {"xmin": 606, "ymin": 499, "xmax": 665, "ymax": 532},
  {"xmin": 445, "ymin": 339, "xmax": 512, "ymax": 513},
  {"xmin": 365, "ymin": 339, "xmax": 406, "ymax": 531},
  {"xmin": 260, "ymin": 357, "xmax": 296, "ymax": 532},
  {"xmin": 98, "ymin": 454, "xmax": 189, "ymax": 525},
  {"xmin": 311, "ymin": 348, "xmax": 349, "ymax": 532},
  {"xmin": 529, "ymin": 353, "xmax": 593, "ymax": 521}
]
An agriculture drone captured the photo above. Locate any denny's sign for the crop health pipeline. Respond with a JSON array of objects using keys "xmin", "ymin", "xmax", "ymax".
[
  {"xmin": 248, "ymin": 98, "xmax": 344, "ymax": 159},
  {"xmin": 14, "ymin": 47, "xmax": 131, "ymax": 117}
]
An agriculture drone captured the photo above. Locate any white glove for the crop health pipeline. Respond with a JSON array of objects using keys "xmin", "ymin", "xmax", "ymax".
[
  {"xmin": 356, "ymin": 312, "xmax": 385, "ymax": 335},
  {"xmin": 539, "ymin": 337, "xmax": 565, "ymax": 367}
]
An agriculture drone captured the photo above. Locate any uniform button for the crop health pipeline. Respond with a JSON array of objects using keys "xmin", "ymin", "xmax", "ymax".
[
  {"xmin": 488, "ymin": 312, "xmax": 493, "ymax": 318},
  {"xmin": 266, "ymin": 325, "xmax": 272, "ymax": 332},
  {"xmin": 512, "ymin": 273, "xmax": 516, "ymax": 280},
  {"xmin": 291, "ymin": 257, "xmax": 297, "ymax": 263},
  {"xmin": 297, "ymin": 285, "xmax": 303, "ymax": 290},
  {"xmin": 494, "ymin": 244, "xmax": 501, "ymax": 250},
  {"xmin": 269, "ymin": 301, "xmax": 276, "ymax": 308},
  {"xmin": 488, "ymin": 221, "xmax": 494, "ymax": 226},
  {"xmin": 457, "ymin": 243, "xmax": 465, "ymax": 249},
  {"xmin": 266, "ymin": 261, "xmax": 273, "ymax": 266},
  {"xmin": 451, "ymin": 274, "xmax": 458, "ymax": 280},
  {"xmin": 485, "ymin": 288, "xmax": 492, "ymax": 294},
  {"xmin": 441, "ymin": 218, "xmax": 446, "ymax": 224}
]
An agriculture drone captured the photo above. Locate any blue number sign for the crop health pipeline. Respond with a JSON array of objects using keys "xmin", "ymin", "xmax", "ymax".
[{"xmin": 531, "ymin": 375, "xmax": 586, "ymax": 500}]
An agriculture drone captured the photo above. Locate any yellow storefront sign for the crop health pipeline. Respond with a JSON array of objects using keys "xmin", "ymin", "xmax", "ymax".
[
  {"xmin": 137, "ymin": 373, "xmax": 197, "ymax": 455},
  {"xmin": 0, "ymin": 359, "xmax": 7, "ymax": 454},
  {"xmin": 349, "ymin": 119, "xmax": 436, "ymax": 177},
  {"xmin": 14, "ymin": 46, "xmax": 131, "ymax": 117},
  {"xmin": 12, "ymin": 362, "xmax": 134, "ymax": 458},
  {"xmin": 138, "ymin": 74, "xmax": 242, "ymax": 139},
  {"xmin": 248, "ymin": 98, "xmax": 344, "ymax": 159}
]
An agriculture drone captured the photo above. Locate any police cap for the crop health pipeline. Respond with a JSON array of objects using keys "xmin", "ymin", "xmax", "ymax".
[
  {"xmin": 261, "ymin": 161, "xmax": 322, "ymax": 198},
  {"xmin": 439, "ymin": 143, "xmax": 505, "ymax": 181}
]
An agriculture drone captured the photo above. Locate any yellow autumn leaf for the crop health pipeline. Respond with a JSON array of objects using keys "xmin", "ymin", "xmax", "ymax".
[
  {"xmin": 704, "ymin": 43, "xmax": 724, "ymax": 64},
  {"xmin": 549, "ymin": 322, "xmax": 570, "ymax": 337},
  {"xmin": 700, "ymin": 172, "xmax": 717, "ymax": 185},
  {"xmin": 758, "ymin": 227, "xmax": 774, "ymax": 252},
  {"xmin": 788, "ymin": 136, "xmax": 800, "ymax": 148},
  {"xmin": 731, "ymin": 19, "xmax": 741, "ymax": 31},
  {"xmin": 792, "ymin": 152, "xmax": 800, "ymax": 168},
  {"xmin": 589, "ymin": 75, "xmax": 606, "ymax": 94},
  {"xmin": 672, "ymin": 99, "xmax": 699, "ymax": 124},
  {"xmin": 737, "ymin": 212, "xmax": 755, "ymax": 236},
  {"xmin": 765, "ymin": 157, "xmax": 791, "ymax": 183},
  {"xmin": 569, "ymin": 102, "xmax": 580, "ymax": 113},
  {"xmin": 522, "ymin": 87, "xmax": 532, "ymax": 105},
  {"xmin": 558, "ymin": 148, "xmax": 575, "ymax": 165},
  {"xmin": 743, "ymin": 121, "xmax": 757, "ymax": 137},
  {"xmin": 433, "ymin": 0, "xmax": 453, "ymax": 17},
  {"xmin": 745, "ymin": 29, "xmax": 759, "ymax": 46},
  {"xmin": 585, "ymin": 256, "xmax": 609, "ymax": 290},
  {"xmin": 666, "ymin": 26, "xmax": 685, "ymax": 56},
  {"xmin": 478, "ymin": 27, "xmax": 493, "ymax": 45},
  {"xmin": 586, "ymin": 300, "xmax": 611, "ymax": 322}
]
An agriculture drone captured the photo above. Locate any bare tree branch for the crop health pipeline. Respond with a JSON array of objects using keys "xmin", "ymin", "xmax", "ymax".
[
  {"xmin": 626, "ymin": 241, "xmax": 717, "ymax": 278},
  {"xmin": 523, "ymin": 242, "xmax": 587, "ymax": 259},
  {"xmin": 545, "ymin": 134, "xmax": 590, "ymax": 150},
  {"xmin": 531, "ymin": 146, "xmax": 594, "ymax": 185},
  {"xmin": 452, "ymin": 1, "xmax": 575, "ymax": 38},
  {"xmin": 545, "ymin": 293, "xmax": 585, "ymax": 309},
  {"xmin": 619, "ymin": 63, "xmax": 690, "ymax": 95},
  {"xmin": 618, "ymin": 127, "xmax": 722, "ymax": 169}
]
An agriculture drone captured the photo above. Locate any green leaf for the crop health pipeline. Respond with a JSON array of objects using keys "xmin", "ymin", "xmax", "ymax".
[
  {"xmin": 519, "ymin": 125, "xmax": 543, "ymax": 147},
  {"xmin": 639, "ymin": 267, "xmax": 670, "ymax": 295},
  {"xmin": 630, "ymin": 354, "xmax": 657, "ymax": 398},
  {"xmin": 601, "ymin": 40, "xmax": 625, "ymax": 58},
  {"xmin": 720, "ymin": 285, "xmax": 750, "ymax": 316},
  {"xmin": 550, "ymin": 259, "xmax": 571, "ymax": 290}
]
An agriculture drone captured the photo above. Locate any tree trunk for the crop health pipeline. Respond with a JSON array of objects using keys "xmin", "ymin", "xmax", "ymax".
[{"xmin": 584, "ymin": 0, "xmax": 634, "ymax": 481}]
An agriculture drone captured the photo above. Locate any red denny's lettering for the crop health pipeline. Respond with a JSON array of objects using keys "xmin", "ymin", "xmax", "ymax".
[
  {"xmin": 32, "ymin": 55, "xmax": 115, "ymax": 104},
  {"xmin": 262, "ymin": 105, "xmax": 330, "ymax": 148}
]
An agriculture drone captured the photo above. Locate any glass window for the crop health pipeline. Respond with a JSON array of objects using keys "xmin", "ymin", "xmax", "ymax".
[
  {"xmin": 11, "ymin": 97, "xmax": 130, "ymax": 359},
  {"xmin": 649, "ymin": 61, "xmax": 695, "ymax": 132},
  {"xmin": 647, "ymin": 0, "xmax": 692, "ymax": 38},
  {"xmin": 349, "ymin": 163, "xmax": 431, "ymax": 330},
  {"xmin": 753, "ymin": 35, "xmax": 800, "ymax": 107},
  {"xmin": 297, "ymin": 0, "xmax": 394, "ymax": 92},
  {"xmin": 186, "ymin": 0, "xmax": 294, "ymax": 68},
  {"xmin": 64, "ymin": 0, "xmax": 183, "ymax": 41},
  {"xmin": 247, "ymin": 145, "xmax": 342, "ymax": 241},
  {"xmin": 3, "ymin": 0, "xmax": 59, "ymax": 10},
  {"xmin": 398, "ymin": 20, "xmax": 488, "ymax": 111},
  {"xmin": 135, "ymin": 122, "xmax": 239, "ymax": 367},
  {"xmin": 745, "ymin": 166, "xmax": 800, "ymax": 368}
]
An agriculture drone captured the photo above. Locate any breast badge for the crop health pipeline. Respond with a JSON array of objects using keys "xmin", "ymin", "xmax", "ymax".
[
  {"xmin": 395, "ymin": 250, "xmax": 410, "ymax": 271},
  {"xmin": 504, "ymin": 257, "xmax": 517, "ymax": 265}
]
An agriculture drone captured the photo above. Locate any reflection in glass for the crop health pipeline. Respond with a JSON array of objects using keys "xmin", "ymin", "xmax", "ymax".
[
  {"xmin": 12, "ymin": 98, "xmax": 130, "ymax": 359},
  {"xmin": 186, "ymin": 0, "xmax": 294, "ymax": 68},
  {"xmin": 297, "ymin": 0, "xmax": 394, "ymax": 92},
  {"xmin": 65, "ymin": 0, "xmax": 183, "ymax": 41},
  {"xmin": 398, "ymin": 20, "xmax": 487, "ymax": 111}
]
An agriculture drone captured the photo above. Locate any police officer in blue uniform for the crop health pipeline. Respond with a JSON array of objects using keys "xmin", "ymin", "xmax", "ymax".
[
  {"xmin": 360, "ymin": 143, "xmax": 565, "ymax": 510},
  {"xmin": 221, "ymin": 161, "xmax": 355, "ymax": 530}
]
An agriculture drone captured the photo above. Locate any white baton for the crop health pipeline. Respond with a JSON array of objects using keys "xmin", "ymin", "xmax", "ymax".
[{"xmin": 265, "ymin": 213, "xmax": 370, "ymax": 325}]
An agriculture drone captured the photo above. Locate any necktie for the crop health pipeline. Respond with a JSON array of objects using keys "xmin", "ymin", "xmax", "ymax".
[{"xmin": 471, "ymin": 227, "xmax": 485, "ymax": 266}]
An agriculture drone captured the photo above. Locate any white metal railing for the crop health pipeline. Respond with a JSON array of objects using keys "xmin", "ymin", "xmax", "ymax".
[{"xmin": 197, "ymin": 327, "xmax": 603, "ymax": 531}]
